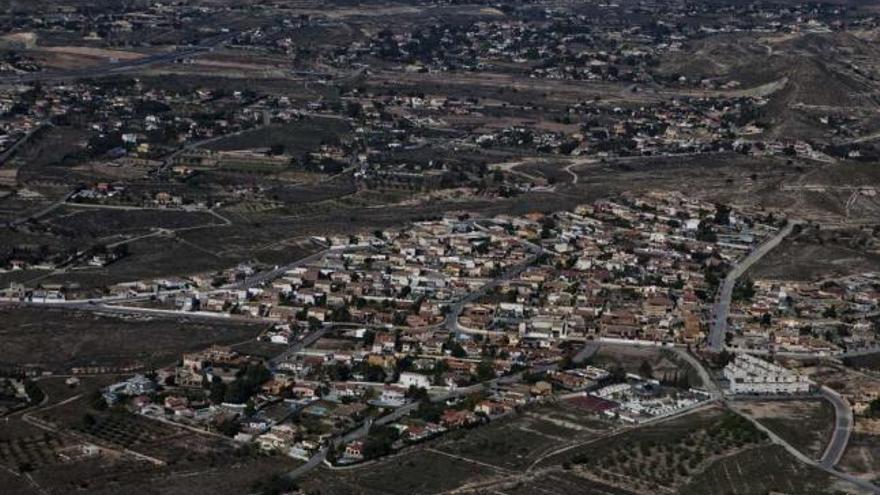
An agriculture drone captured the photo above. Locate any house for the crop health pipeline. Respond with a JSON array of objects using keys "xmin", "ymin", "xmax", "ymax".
[
  {"xmin": 440, "ymin": 409, "xmax": 478, "ymax": 428},
  {"xmin": 377, "ymin": 386, "xmax": 407, "ymax": 407},
  {"xmin": 398, "ymin": 372, "xmax": 432, "ymax": 390},
  {"xmin": 344, "ymin": 440, "xmax": 364, "ymax": 460},
  {"xmin": 474, "ymin": 400, "xmax": 510, "ymax": 417}
]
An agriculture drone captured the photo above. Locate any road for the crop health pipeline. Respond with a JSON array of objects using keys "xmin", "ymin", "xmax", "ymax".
[
  {"xmin": 285, "ymin": 384, "xmax": 484, "ymax": 482},
  {"xmin": 445, "ymin": 239, "xmax": 543, "ymax": 336},
  {"xmin": 819, "ymin": 385, "xmax": 853, "ymax": 469},
  {"xmin": 708, "ymin": 221, "xmax": 797, "ymax": 352},
  {"xmin": 0, "ymin": 121, "xmax": 51, "ymax": 165},
  {"xmin": 223, "ymin": 241, "xmax": 333, "ymax": 291},
  {"xmin": 730, "ymin": 401, "xmax": 879, "ymax": 494},
  {"xmin": 4, "ymin": 189, "xmax": 78, "ymax": 228},
  {"xmin": 0, "ymin": 32, "xmax": 237, "ymax": 85},
  {"xmin": 269, "ymin": 327, "xmax": 328, "ymax": 366},
  {"xmin": 729, "ymin": 387, "xmax": 854, "ymax": 470},
  {"xmin": 670, "ymin": 346, "xmax": 722, "ymax": 398},
  {"xmin": 837, "ymin": 346, "xmax": 880, "ymax": 359}
]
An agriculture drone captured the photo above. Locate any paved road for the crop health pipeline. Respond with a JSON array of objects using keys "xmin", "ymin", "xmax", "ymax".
[
  {"xmin": 269, "ymin": 327, "xmax": 328, "ymax": 366},
  {"xmin": 4, "ymin": 188, "xmax": 77, "ymax": 228},
  {"xmin": 0, "ymin": 32, "xmax": 236, "ymax": 85},
  {"xmin": 730, "ymin": 401, "xmax": 878, "ymax": 494},
  {"xmin": 445, "ymin": 239, "xmax": 543, "ymax": 336},
  {"xmin": 708, "ymin": 221, "xmax": 797, "ymax": 352},
  {"xmin": 837, "ymin": 346, "xmax": 880, "ymax": 359},
  {"xmin": 819, "ymin": 385, "xmax": 854, "ymax": 469},
  {"xmin": 223, "ymin": 242, "xmax": 334, "ymax": 291},
  {"xmin": 0, "ymin": 121, "xmax": 51, "ymax": 165},
  {"xmin": 729, "ymin": 388, "xmax": 853, "ymax": 469},
  {"xmin": 285, "ymin": 384, "xmax": 482, "ymax": 482},
  {"xmin": 670, "ymin": 346, "xmax": 722, "ymax": 398}
]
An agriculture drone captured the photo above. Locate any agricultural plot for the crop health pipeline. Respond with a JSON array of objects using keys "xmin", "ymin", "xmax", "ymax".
[
  {"xmin": 77, "ymin": 413, "xmax": 183, "ymax": 451},
  {"xmin": 44, "ymin": 207, "xmax": 219, "ymax": 237},
  {"xmin": 0, "ymin": 433, "xmax": 68, "ymax": 472},
  {"xmin": 563, "ymin": 412, "xmax": 767, "ymax": 493},
  {"xmin": 433, "ymin": 404, "xmax": 613, "ymax": 471},
  {"xmin": 298, "ymin": 403, "xmax": 614, "ymax": 495},
  {"xmin": 840, "ymin": 428, "xmax": 880, "ymax": 487},
  {"xmin": 515, "ymin": 161, "xmax": 576, "ymax": 185},
  {"xmin": 205, "ymin": 117, "xmax": 351, "ymax": 155},
  {"xmin": 504, "ymin": 471, "xmax": 637, "ymax": 495},
  {"xmin": 732, "ymin": 399, "xmax": 835, "ymax": 459},
  {"xmin": 299, "ymin": 449, "xmax": 496, "ymax": 495},
  {"xmin": 681, "ymin": 445, "xmax": 852, "ymax": 495},
  {"xmin": 0, "ymin": 307, "xmax": 263, "ymax": 371},
  {"xmin": 590, "ymin": 345, "xmax": 702, "ymax": 388}
]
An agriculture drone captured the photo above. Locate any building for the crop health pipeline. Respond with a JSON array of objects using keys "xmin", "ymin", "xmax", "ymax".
[
  {"xmin": 397, "ymin": 372, "xmax": 432, "ymax": 390},
  {"xmin": 723, "ymin": 353, "xmax": 811, "ymax": 394}
]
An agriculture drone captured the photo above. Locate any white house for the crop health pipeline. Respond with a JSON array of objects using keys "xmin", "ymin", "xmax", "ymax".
[{"xmin": 398, "ymin": 372, "xmax": 432, "ymax": 390}]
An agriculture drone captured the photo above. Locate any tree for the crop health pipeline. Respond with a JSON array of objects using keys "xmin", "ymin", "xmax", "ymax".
[
  {"xmin": 713, "ymin": 203, "xmax": 731, "ymax": 225},
  {"xmin": 215, "ymin": 416, "xmax": 241, "ymax": 437},
  {"xmin": 823, "ymin": 305, "xmax": 837, "ymax": 318},
  {"xmin": 362, "ymin": 425, "xmax": 399, "ymax": 459},
  {"xmin": 638, "ymin": 360, "xmax": 654, "ymax": 379},
  {"xmin": 250, "ymin": 475, "xmax": 298, "ymax": 495},
  {"xmin": 445, "ymin": 339, "xmax": 467, "ymax": 358},
  {"xmin": 209, "ymin": 377, "xmax": 227, "ymax": 404},
  {"xmin": 732, "ymin": 278, "xmax": 756, "ymax": 302},
  {"xmin": 476, "ymin": 360, "xmax": 496, "ymax": 382},
  {"xmin": 609, "ymin": 365, "xmax": 627, "ymax": 383},
  {"xmin": 333, "ymin": 306, "xmax": 351, "ymax": 322},
  {"xmin": 717, "ymin": 349, "xmax": 733, "ymax": 367},
  {"xmin": 224, "ymin": 380, "xmax": 248, "ymax": 404},
  {"xmin": 308, "ymin": 316, "xmax": 322, "ymax": 331},
  {"xmin": 363, "ymin": 364, "xmax": 386, "ymax": 383}
]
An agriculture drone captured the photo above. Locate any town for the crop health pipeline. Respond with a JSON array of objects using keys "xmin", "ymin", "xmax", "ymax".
[{"xmin": 2, "ymin": 0, "xmax": 880, "ymax": 494}]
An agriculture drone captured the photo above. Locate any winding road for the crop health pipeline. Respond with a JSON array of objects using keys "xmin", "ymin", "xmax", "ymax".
[
  {"xmin": 819, "ymin": 385, "xmax": 854, "ymax": 469},
  {"xmin": 730, "ymin": 400, "xmax": 878, "ymax": 494}
]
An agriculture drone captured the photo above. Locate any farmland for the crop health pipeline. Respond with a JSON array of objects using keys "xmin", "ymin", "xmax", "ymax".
[
  {"xmin": 0, "ymin": 307, "xmax": 264, "ymax": 372},
  {"xmin": 731, "ymin": 399, "xmax": 836, "ymax": 459}
]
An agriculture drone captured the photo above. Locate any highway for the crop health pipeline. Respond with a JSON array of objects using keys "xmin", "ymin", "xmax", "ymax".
[{"xmin": 708, "ymin": 221, "xmax": 797, "ymax": 352}]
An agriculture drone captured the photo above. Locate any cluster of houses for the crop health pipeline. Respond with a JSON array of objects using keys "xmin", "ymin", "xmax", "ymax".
[
  {"xmin": 98, "ymin": 339, "xmax": 568, "ymax": 465},
  {"xmin": 0, "ymin": 377, "xmax": 33, "ymax": 415},
  {"xmin": 580, "ymin": 380, "xmax": 711, "ymax": 424},
  {"xmin": 722, "ymin": 353, "xmax": 812, "ymax": 395},
  {"xmin": 456, "ymin": 191, "xmax": 779, "ymax": 347},
  {"xmin": 335, "ymin": 1, "xmax": 857, "ymax": 86},
  {"xmin": 71, "ymin": 191, "xmax": 870, "ymax": 465},
  {"xmin": 727, "ymin": 273, "xmax": 880, "ymax": 355},
  {"xmin": 126, "ymin": 218, "xmax": 533, "ymax": 330}
]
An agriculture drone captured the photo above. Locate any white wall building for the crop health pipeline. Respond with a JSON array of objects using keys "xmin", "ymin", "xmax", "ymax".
[
  {"xmin": 398, "ymin": 372, "xmax": 432, "ymax": 390},
  {"xmin": 723, "ymin": 353, "xmax": 810, "ymax": 394}
]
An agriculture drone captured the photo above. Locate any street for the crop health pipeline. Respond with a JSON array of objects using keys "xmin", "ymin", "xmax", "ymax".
[{"xmin": 708, "ymin": 221, "xmax": 798, "ymax": 352}]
